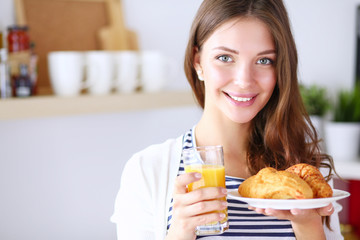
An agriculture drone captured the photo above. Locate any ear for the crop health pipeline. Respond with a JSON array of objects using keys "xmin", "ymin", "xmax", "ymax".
[{"xmin": 193, "ymin": 46, "xmax": 202, "ymax": 72}]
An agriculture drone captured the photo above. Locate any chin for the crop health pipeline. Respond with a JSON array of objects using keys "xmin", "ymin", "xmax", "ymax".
[{"xmin": 226, "ymin": 114, "xmax": 255, "ymax": 125}]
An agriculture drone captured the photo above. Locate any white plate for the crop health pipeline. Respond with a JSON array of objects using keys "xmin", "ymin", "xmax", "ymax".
[{"xmin": 227, "ymin": 189, "xmax": 350, "ymax": 210}]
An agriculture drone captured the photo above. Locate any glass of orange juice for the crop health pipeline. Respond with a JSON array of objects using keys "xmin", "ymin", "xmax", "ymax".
[{"xmin": 182, "ymin": 145, "xmax": 229, "ymax": 235}]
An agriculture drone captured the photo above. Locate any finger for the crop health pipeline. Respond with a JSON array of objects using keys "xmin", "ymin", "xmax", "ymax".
[
  {"xmin": 174, "ymin": 172, "xmax": 202, "ymax": 194},
  {"xmin": 182, "ymin": 199, "xmax": 227, "ymax": 217},
  {"xmin": 290, "ymin": 208, "xmax": 307, "ymax": 216},
  {"xmin": 264, "ymin": 208, "xmax": 293, "ymax": 220},
  {"xmin": 191, "ymin": 211, "xmax": 227, "ymax": 227},
  {"xmin": 248, "ymin": 206, "xmax": 255, "ymax": 211},
  {"xmin": 182, "ymin": 187, "xmax": 227, "ymax": 205},
  {"xmin": 316, "ymin": 203, "xmax": 334, "ymax": 217},
  {"xmin": 250, "ymin": 207, "xmax": 267, "ymax": 215}
]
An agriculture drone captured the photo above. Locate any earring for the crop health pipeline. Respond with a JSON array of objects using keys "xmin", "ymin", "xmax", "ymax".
[{"xmin": 197, "ymin": 70, "xmax": 204, "ymax": 81}]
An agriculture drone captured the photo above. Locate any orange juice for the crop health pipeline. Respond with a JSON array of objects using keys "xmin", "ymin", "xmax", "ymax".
[
  {"xmin": 182, "ymin": 145, "xmax": 229, "ymax": 235},
  {"xmin": 185, "ymin": 164, "xmax": 226, "ymax": 190},
  {"xmin": 185, "ymin": 164, "xmax": 228, "ymax": 228}
]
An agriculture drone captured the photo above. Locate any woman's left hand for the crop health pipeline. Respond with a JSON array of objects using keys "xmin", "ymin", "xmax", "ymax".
[
  {"xmin": 248, "ymin": 204, "xmax": 334, "ymax": 240},
  {"xmin": 248, "ymin": 203, "xmax": 333, "ymax": 223}
]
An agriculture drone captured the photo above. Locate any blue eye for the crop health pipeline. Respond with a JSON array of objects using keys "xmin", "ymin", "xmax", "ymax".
[
  {"xmin": 217, "ymin": 55, "xmax": 233, "ymax": 62},
  {"xmin": 257, "ymin": 58, "xmax": 273, "ymax": 65}
]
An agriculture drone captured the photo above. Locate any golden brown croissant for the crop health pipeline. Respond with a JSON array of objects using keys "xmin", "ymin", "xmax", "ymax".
[
  {"xmin": 286, "ymin": 163, "xmax": 333, "ymax": 198},
  {"xmin": 238, "ymin": 167, "xmax": 313, "ymax": 199}
]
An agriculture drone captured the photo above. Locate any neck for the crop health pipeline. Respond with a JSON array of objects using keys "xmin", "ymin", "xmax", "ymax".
[{"xmin": 195, "ymin": 113, "xmax": 252, "ymax": 178}]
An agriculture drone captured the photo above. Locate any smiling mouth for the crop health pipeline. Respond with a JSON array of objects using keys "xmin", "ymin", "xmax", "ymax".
[{"xmin": 227, "ymin": 93, "xmax": 254, "ymax": 102}]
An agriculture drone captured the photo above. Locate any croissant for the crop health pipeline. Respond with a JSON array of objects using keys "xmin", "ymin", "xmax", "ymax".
[
  {"xmin": 286, "ymin": 163, "xmax": 333, "ymax": 198},
  {"xmin": 238, "ymin": 164, "xmax": 333, "ymax": 200},
  {"xmin": 238, "ymin": 167, "xmax": 313, "ymax": 199}
]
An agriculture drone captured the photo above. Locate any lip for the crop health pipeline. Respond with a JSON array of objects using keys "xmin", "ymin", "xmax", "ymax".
[{"xmin": 224, "ymin": 91, "xmax": 257, "ymax": 106}]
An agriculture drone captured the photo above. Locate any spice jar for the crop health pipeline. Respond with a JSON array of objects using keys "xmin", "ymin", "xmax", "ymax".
[{"xmin": 7, "ymin": 25, "xmax": 30, "ymax": 53}]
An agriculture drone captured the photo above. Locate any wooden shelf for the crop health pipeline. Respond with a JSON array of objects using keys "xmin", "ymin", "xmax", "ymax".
[{"xmin": 0, "ymin": 91, "xmax": 197, "ymax": 120}]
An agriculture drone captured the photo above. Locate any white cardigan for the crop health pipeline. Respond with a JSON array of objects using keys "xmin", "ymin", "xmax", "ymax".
[
  {"xmin": 111, "ymin": 135, "xmax": 343, "ymax": 240},
  {"xmin": 111, "ymin": 136, "xmax": 182, "ymax": 240}
]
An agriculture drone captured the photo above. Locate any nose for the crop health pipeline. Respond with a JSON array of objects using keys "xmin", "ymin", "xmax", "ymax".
[{"xmin": 234, "ymin": 63, "xmax": 253, "ymax": 88}]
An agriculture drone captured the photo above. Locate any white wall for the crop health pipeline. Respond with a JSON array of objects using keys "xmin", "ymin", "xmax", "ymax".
[
  {"xmin": 284, "ymin": 0, "xmax": 360, "ymax": 94},
  {"xmin": 0, "ymin": 106, "xmax": 202, "ymax": 240}
]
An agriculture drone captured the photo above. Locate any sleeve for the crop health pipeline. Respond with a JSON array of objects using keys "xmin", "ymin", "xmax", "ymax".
[
  {"xmin": 110, "ymin": 154, "xmax": 156, "ymax": 240},
  {"xmin": 324, "ymin": 178, "xmax": 344, "ymax": 240}
]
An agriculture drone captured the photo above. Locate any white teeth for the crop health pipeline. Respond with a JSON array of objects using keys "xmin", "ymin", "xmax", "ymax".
[{"xmin": 228, "ymin": 94, "xmax": 253, "ymax": 102}]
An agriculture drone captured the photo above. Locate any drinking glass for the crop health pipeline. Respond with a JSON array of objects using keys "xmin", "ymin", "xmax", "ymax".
[{"xmin": 182, "ymin": 145, "xmax": 229, "ymax": 235}]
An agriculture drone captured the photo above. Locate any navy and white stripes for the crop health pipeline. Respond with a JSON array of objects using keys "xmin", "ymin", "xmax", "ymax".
[
  {"xmin": 167, "ymin": 129, "xmax": 193, "ymax": 230},
  {"xmin": 166, "ymin": 129, "xmax": 296, "ymax": 239}
]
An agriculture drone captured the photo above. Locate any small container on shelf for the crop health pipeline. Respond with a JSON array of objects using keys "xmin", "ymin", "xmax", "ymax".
[
  {"xmin": 6, "ymin": 25, "xmax": 38, "ymax": 97},
  {"xmin": 7, "ymin": 25, "xmax": 30, "ymax": 53},
  {"xmin": 13, "ymin": 63, "xmax": 32, "ymax": 97},
  {"xmin": 0, "ymin": 46, "xmax": 12, "ymax": 98}
]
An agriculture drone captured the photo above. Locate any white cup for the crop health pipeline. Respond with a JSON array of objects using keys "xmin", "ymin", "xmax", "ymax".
[
  {"xmin": 84, "ymin": 51, "xmax": 115, "ymax": 95},
  {"xmin": 48, "ymin": 51, "xmax": 85, "ymax": 96},
  {"xmin": 113, "ymin": 51, "xmax": 139, "ymax": 93},
  {"xmin": 140, "ymin": 51, "xmax": 177, "ymax": 92}
]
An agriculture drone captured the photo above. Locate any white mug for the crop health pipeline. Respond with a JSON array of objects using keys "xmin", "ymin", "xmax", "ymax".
[
  {"xmin": 48, "ymin": 51, "xmax": 85, "ymax": 96},
  {"xmin": 113, "ymin": 51, "xmax": 139, "ymax": 93},
  {"xmin": 140, "ymin": 51, "xmax": 177, "ymax": 92},
  {"xmin": 84, "ymin": 51, "xmax": 115, "ymax": 95}
]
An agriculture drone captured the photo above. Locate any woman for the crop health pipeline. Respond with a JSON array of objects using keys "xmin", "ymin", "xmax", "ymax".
[{"xmin": 111, "ymin": 0, "xmax": 343, "ymax": 239}]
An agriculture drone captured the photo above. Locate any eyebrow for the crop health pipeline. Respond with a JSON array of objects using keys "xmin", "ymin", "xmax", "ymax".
[
  {"xmin": 213, "ymin": 46, "xmax": 239, "ymax": 54},
  {"xmin": 257, "ymin": 49, "xmax": 276, "ymax": 55},
  {"xmin": 213, "ymin": 46, "xmax": 276, "ymax": 56}
]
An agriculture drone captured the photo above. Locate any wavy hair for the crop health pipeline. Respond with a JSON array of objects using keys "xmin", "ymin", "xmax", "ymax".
[{"xmin": 184, "ymin": 0, "xmax": 335, "ymax": 228}]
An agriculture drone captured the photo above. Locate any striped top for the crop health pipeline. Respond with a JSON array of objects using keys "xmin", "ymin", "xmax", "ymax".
[{"xmin": 166, "ymin": 128, "xmax": 296, "ymax": 239}]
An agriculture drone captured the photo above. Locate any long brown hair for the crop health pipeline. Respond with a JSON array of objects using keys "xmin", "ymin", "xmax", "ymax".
[{"xmin": 184, "ymin": 0, "xmax": 335, "ymax": 228}]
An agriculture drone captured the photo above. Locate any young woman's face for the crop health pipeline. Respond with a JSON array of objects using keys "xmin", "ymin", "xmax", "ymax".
[{"xmin": 195, "ymin": 17, "xmax": 277, "ymax": 124}]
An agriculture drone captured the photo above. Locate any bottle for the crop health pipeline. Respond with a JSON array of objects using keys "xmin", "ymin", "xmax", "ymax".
[
  {"xmin": 13, "ymin": 64, "xmax": 32, "ymax": 97},
  {"xmin": 29, "ymin": 42, "xmax": 38, "ymax": 95},
  {"xmin": 0, "ymin": 48, "xmax": 12, "ymax": 98}
]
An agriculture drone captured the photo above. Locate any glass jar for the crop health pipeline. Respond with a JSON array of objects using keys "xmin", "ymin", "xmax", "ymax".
[{"xmin": 7, "ymin": 25, "xmax": 30, "ymax": 53}]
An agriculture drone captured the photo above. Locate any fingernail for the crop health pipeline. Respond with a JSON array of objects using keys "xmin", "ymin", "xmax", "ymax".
[
  {"xmin": 265, "ymin": 209, "xmax": 273, "ymax": 215},
  {"xmin": 222, "ymin": 188, "xmax": 227, "ymax": 194},
  {"xmin": 328, "ymin": 206, "xmax": 334, "ymax": 212},
  {"xmin": 194, "ymin": 172, "xmax": 202, "ymax": 179},
  {"xmin": 219, "ymin": 213, "xmax": 226, "ymax": 219},
  {"xmin": 291, "ymin": 209, "xmax": 300, "ymax": 215},
  {"xmin": 222, "ymin": 201, "xmax": 228, "ymax": 207}
]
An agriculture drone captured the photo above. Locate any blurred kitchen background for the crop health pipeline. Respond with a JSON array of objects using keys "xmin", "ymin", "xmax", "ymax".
[{"xmin": 0, "ymin": 0, "xmax": 360, "ymax": 239}]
